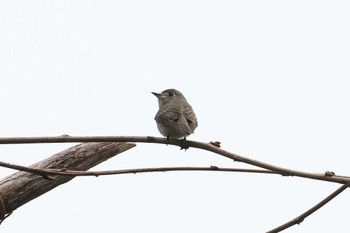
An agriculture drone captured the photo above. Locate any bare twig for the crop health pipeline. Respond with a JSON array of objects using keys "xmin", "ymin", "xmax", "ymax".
[
  {"xmin": 267, "ymin": 183, "xmax": 349, "ymax": 232},
  {"xmin": 0, "ymin": 136, "xmax": 349, "ymax": 184},
  {"xmin": 0, "ymin": 160, "xmax": 276, "ymax": 177}
]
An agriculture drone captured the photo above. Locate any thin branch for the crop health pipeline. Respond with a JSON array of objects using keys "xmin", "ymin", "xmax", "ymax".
[
  {"xmin": 0, "ymin": 136, "xmax": 349, "ymax": 184},
  {"xmin": 267, "ymin": 183, "xmax": 349, "ymax": 233},
  {"xmin": 0, "ymin": 159, "xmax": 276, "ymax": 177}
]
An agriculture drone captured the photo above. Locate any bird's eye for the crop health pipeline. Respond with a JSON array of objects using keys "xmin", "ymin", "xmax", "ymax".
[{"xmin": 169, "ymin": 91, "xmax": 175, "ymax": 96}]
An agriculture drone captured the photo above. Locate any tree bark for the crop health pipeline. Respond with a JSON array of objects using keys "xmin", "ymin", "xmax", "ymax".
[{"xmin": 0, "ymin": 142, "xmax": 135, "ymax": 220}]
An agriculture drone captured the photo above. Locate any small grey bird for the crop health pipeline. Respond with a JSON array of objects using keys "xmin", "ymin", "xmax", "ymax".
[{"xmin": 152, "ymin": 89, "xmax": 198, "ymax": 139}]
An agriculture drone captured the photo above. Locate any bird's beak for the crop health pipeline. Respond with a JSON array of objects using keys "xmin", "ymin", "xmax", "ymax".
[{"xmin": 151, "ymin": 92, "xmax": 162, "ymax": 98}]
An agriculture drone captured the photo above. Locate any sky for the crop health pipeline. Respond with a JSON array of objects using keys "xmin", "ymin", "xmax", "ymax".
[{"xmin": 1, "ymin": 1, "xmax": 350, "ymax": 232}]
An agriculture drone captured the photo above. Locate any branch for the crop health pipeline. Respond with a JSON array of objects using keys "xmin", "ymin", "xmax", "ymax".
[
  {"xmin": 0, "ymin": 136, "xmax": 349, "ymax": 184},
  {"xmin": 0, "ymin": 159, "xmax": 276, "ymax": 176},
  {"xmin": 267, "ymin": 183, "xmax": 349, "ymax": 232},
  {"xmin": 0, "ymin": 136, "xmax": 348, "ymax": 232},
  {"xmin": 0, "ymin": 142, "xmax": 135, "ymax": 221}
]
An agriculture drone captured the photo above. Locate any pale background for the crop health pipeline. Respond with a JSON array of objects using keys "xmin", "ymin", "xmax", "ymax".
[{"xmin": 1, "ymin": 1, "xmax": 350, "ymax": 232}]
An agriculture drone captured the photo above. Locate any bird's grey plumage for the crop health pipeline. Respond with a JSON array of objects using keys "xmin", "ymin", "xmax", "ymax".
[{"xmin": 152, "ymin": 89, "xmax": 198, "ymax": 139}]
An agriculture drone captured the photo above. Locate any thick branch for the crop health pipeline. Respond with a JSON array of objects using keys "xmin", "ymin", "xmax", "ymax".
[
  {"xmin": 0, "ymin": 136, "xmax": 349, "ymax": 184},
  {"xmin": 0, "ymin": 142, "xmax": 135, "ymax": 220}
]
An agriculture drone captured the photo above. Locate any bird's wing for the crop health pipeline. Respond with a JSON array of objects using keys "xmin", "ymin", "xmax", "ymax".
[
  {"xmin": 155, "ymin": 106, "xmax": 182, "ymax": 126},
  {"xmin": 183, "ymin": 107, "xmax": 198, "ymax": 131},
  {"xmin": 155, "ymin": 106, "xmax": 197, "ymax": 135}
]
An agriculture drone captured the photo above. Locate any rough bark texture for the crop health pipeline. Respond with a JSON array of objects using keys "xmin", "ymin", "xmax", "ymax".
[{"xmin": 0, "ymin": 142, "xmax": 135, "ymax": 220}]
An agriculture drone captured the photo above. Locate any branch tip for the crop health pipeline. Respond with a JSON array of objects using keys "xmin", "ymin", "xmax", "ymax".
[
  {"xmin": 210, "ymin": 141, "xmax": 221, "ymax": 147},
  {"xmin": 325, "ymin": 171, "xmax": 335, "ymax": 177}
]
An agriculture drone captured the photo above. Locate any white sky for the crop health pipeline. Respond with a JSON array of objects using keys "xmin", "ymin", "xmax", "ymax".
[{"xmin": 1, "ymin": 1, "xmax": 350, "ymax": 232}]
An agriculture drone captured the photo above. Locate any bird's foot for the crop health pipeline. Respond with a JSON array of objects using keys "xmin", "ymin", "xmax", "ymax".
[{"xmin": 180, "ymin": 137, "xmax": 189, "ymax": 150}]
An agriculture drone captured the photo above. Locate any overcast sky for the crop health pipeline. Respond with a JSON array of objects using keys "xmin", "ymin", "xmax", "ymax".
[{"xmin": 1, "ymin": 1, "xmax": 350, "ymax": 232}]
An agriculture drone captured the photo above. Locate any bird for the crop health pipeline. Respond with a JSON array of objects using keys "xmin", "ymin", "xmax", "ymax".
[{"xmin": 152, "ymin": 88, "xmax": 198, "ymax": 139}]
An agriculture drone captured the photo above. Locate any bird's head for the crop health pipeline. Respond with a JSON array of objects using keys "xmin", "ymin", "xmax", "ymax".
[{"xmin": 152, "ymin": 89, "xmax": 186, "ymax": 106}]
